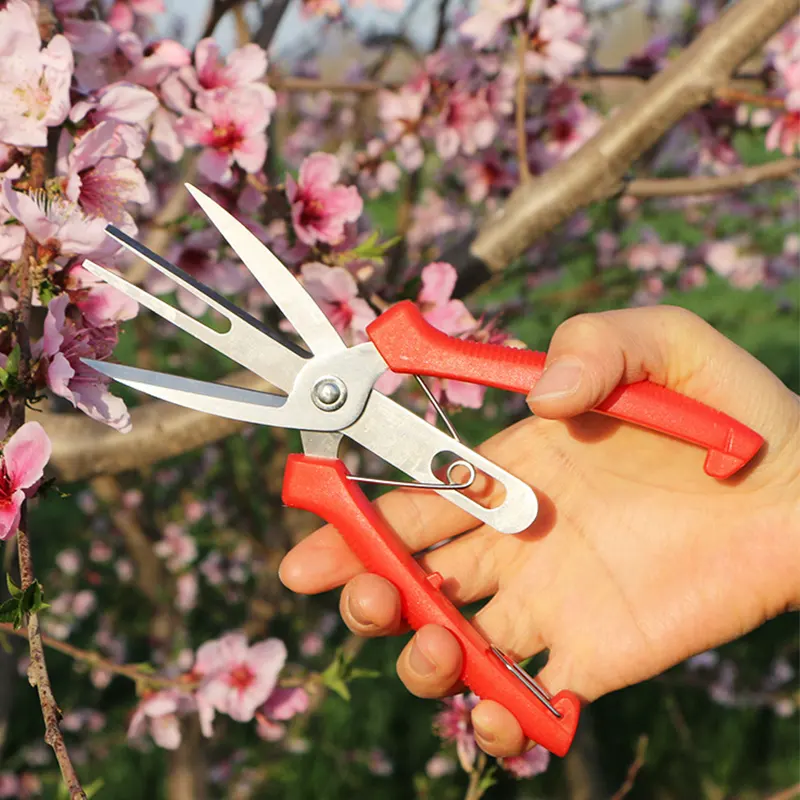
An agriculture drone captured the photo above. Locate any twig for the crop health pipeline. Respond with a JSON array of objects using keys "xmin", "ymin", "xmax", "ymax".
[
  {"xmin": 0, "ymin": 622, "xmax": 191, "ymax": 691},
  {"xmin": 609, "ymin": 735, "xmax": 648, "ymax": 800},
  {"xmin": 200, "ymin": 0, "xmax": 243, "ymax": 40},
  {"xmin": 11, "ymin": 149, "xmax": 86, "ymax": 800},
  {"xmin": 714, "ymin": 86, "xmax": 786, "ymax": 107},
  {"xmin": 464, "ymin": 752, "xmax": 488, "ymax": 800},
  {"xmin": 432, "ymin": 0, "xmax": 451, "ymax": 50},
  {"xmin": 626, "ymin": 157, "xmax": 800, "ymax": 197},
  {"xmin": 273, "ymin": 76, "xmax": 398, "ymax": 93},
  {"xmin": 467, "ymin": 0, "xmax": 798, "ymax": 277},
  {"xmin": 516, "ymin": 26, "xmax": 530, "ymax": 183},
  {"xmin": 254, "ymin": 0, "xmax": 291, "ymax": 50}
]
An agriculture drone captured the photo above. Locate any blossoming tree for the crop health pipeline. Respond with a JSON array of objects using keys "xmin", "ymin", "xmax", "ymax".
[{"xmin": 0, "ymin": 0, "xmax": 797, "ymax": 797}]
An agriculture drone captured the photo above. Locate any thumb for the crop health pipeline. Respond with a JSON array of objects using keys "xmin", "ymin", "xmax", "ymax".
[{"xmin": 525, "ymin": 305, "xmax": 799, "ymax": 454}]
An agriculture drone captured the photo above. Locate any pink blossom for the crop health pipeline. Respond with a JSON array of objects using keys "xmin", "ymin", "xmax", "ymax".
[
  {"xmin": 154, "ymin": 523, "xmax": 198, "ymax": 571},
  {"xmin": 255, "ymin": 686, "xmax": 310, "ymax": 740},
  {"xmin": 626, "ymin": 232, "xmax": 685, "ymax": 273},
  {"xmin": 426, "ymin": 754, "xmax": 456, "ymax": 778},
  {"xmin": 72, "ymin": 589, "xmax": 96, "ymax": 618},
  {"xmin": 766, "ymin": 16, "xmax": 800, "ymax": 74},
  {"xmin": 462, "ymin": 150, "xmax": 516, "ymax": 203},
  {"xmin": 108, "ymin": 0, "xmax": 164, "ymax": 32},
  {"xmin": 500, "ymin": 744, "xmax": 550, "ymax": 778},
  {"xmin": 704, "ymin": 239, "xmax": 766, "ymax": 288},
  {"xmin": 525, "ymin": 4, "xmax": 590, "ymax": 81},
  {"xmin": 418, "ymin": 262, "xmax": 476, "ymax": 336},
  {"xmin": 434, "ymin": 693, "xmax": 479, "ymax": 772},
  {"xmin": 262, "ymin": 686, "xmax": 309, "ymax": 721},
  {"xmin": 128, "ymin": 690, "xmax": 193, "ymax": 750},
  {"xmin": 56, "ymin": 549, "xmax": 82, "ymax": 576},
  {"xmin": 286, "ymin": 153, "xmax": 363, "ymax": 246},
  {"xmin": 195, "ymin": 633, "xmax": 287, "ymax": 724},
  {"xmin": 434, "ymin": 89, "xmax": 497, "ymax": 160},
  {"xmin": 61, "ymin": 122, "xmax": 149, "ymax": 228},
  {"xmin": 458, "ymin": 0, "xmax": 524, "ymax": 50},
  {"xmin": 65, "ymin": 262, "xmax": 139, "ymax": 328},
  {"xmin": 300, "ymin": 631, "xmax": 324, "ymax": 657},
  {"xmin": 1, "ymin": 180, "xmax": 110, "ymax": 258},
  {"xmin": 176, "ymin": 85, "xmax": 274, "ymax": 183},
  {"xmin": 299, "ymin": 262, "xmax": 376, "ymax": 343},
  {"xmin": 69, "ymin": 82, "xmax": 159, "ymax": 127},
  {"xmin": 182, "ymin": 39, "xmax": 268, "ymax": 93},
  {"xmin": 0, "ymin": 0, "xmax": 73, "ymax": 147},
  {"xmin": 145, "ymin": 228, "xmax": 247, "ymax": 316},
  {"xmin": 766, "ymin": 110, "xmax": 800, "ymax": 156},
  {"xmin": 35, "ymin": 294, "xmax": 132, "ymax": 432},
  {"xmin": 176, "ymin": 572, "xmax": 198, "ymax": 612},
  {"xmin": 0, "ymin": 423, "xmax": 52, "ymax": 540},
  {"xmin": 530, "ymin": 87, "xmax": 602, "ymax": 169},
  {"xmin": 121, "ymin": 35, "xmax": 191, "ymax": 89}
]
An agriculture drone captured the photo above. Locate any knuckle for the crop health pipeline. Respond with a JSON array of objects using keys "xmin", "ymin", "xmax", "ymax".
[{"xmin": 553, "ymin": 313, "xmax": 614, "ymax": 350}]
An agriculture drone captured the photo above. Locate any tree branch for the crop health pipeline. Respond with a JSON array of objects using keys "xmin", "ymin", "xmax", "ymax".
[
  {"xmin": 254, "ymin": 0, "xmax": 291, "ymax": 50},
  {"xmin": 466, "ymin": 0, "xmax": 798, "ymax": 277},
  {"xmin": 0, "ymin": 622, "xmax": 190, "ymax": 691},
  {"xmin": 43, "ymin": 370, "xmax": 275, "ymax": 482},
  {"xmin": 11, "ymin": 150, "xmax": 86, "ymax": 800},
  {"xmin": 626, "ymin": 157, "xmax": 800, "ymax": 197},
  {"xmin": 609, "ymin": 735, "xmax": 649, "ymax": 800}
]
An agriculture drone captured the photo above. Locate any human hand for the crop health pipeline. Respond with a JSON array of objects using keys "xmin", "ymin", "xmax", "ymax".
[{"xmin": 279, "ymin": 305, "xmax": 800, "ymax": 758}]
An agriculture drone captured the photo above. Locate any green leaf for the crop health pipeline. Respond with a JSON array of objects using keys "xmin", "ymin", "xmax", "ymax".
[
  {"xmin": 322, "ymin": 673, "xmax": 351, "ymax": 702},
  {"xmin": 5, "ymin": 345, "xmax": 20, "ymax": 378},
  {"xmin": 349, "ymin": 668, "xmax": 381, "ymax": 680},
  {"xmin": 19, "ymin": 580, "xmax": 48, "ymax": 617},
  {"xmin": 6, "ymin": 574, "xmax": 21, "ymax": 599},
  {"xmin": 0, "ymin": 597, "xmax": 20, "ymax": 627},
  {"xmin": 37, "ymin": 279, "xmax": 58, "ymax": 306},
  {"xmin": 85, "ymin": 778, "xmax": 105, "ymax": 798}
]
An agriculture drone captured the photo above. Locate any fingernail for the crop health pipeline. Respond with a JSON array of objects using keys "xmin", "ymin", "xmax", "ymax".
[
  {"xmin": 409, "ymin": 640, "xmax": 436, "ymax": 676},
  {"xmin": 346, "ymin": 594, "xmax": 377, "ymax": 630},
  {"xmin": 529, "ymin": 357, "xmax": 584, "ymax": 402},
  {"xmin": 473, "ymin": 720, "xmax": 496, "ymax": 743}
]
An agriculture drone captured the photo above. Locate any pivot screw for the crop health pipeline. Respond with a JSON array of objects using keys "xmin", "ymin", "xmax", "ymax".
[{"xmin": 312, "ymin": 376, "xmax": 347, "ymax": 411}]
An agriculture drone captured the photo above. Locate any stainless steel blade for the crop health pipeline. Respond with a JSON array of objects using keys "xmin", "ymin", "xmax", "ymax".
[
  {"xmin": 82, "ymin": 258, "xmax": 306, "ymax": 394},
  {"xmin": 340, "ymin": 391, "xmax": 539, "ymax": 534},
  {"xmin": 184, "ymin": 184, "xmax": 346, "ymax": 357},
  {"xmin": 81, "ymin": 358, "xmax": 379, "ymax": 433}
]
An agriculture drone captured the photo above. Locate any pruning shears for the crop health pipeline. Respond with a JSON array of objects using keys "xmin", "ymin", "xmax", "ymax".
[{"xmin": 81, "ymin": 185, "xmax": 764, "ymax": 757}]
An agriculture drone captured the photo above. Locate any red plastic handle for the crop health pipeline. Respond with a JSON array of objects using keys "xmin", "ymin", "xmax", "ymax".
[
  {"xmin": 366, "ymin": 301, "xmax": 764, "ymax": 479},
  {"xmin": 282, "ymin": 454, "xmax": 581, "ymax": 757}
]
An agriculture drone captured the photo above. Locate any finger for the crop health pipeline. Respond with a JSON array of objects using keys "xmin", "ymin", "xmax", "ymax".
[
  {"xmin": 472, "ymin": 700, "xmax": 527, "ymax": 758},
  {"xmin": 279, "ymin": 423, "xmax": 528, "ymax": 595},
  {"xmin": 526, "ymin": 305, "xmax": 798, "ymax": 445},
  {"xmin": 396, "ymin": 624, "xmax": 465, "ymax": 699},
  {"xmin": 339, "ymin": 573, "xmax": 407, "ymax": 638},
  {"xmin": 471, "ymin": 586, "xmax": 548, "ymax": 662}
]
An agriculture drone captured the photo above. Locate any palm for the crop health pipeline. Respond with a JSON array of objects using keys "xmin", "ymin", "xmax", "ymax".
[{"xmin": 420, "ymin": 411, "xmax": 793, "ymax": 701}]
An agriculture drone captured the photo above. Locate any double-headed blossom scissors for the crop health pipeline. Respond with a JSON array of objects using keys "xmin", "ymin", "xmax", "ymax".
[{"xmin": 81, "ymin": 185, "xmax": 764, "ymax": 756}]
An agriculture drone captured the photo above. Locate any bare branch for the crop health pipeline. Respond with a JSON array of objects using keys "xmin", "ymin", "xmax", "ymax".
[
  {"xmin": 254, "ymin": 0, "xmax": 291, "ymax": 50},
  {"xmin": 44, "ymin": 370, "xmax": 275, "ymax": 482},
  {"xmin": 11, "ymin": 149, "xmax": 87, "ymax": 800},
  {"xmin": 609, "ymin": 735, "xmax": 649, "ymax": 800},
  {"xmin": 469, "ymin": 0, "xmax": 798, "ymax": 274},
  {"xmin": 626, "ymin": 157, "xmax": 800, "ymax": 197},
  {"xmin": 0, "ymin": 622, "xmax": 192, "ymax": 691}
]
